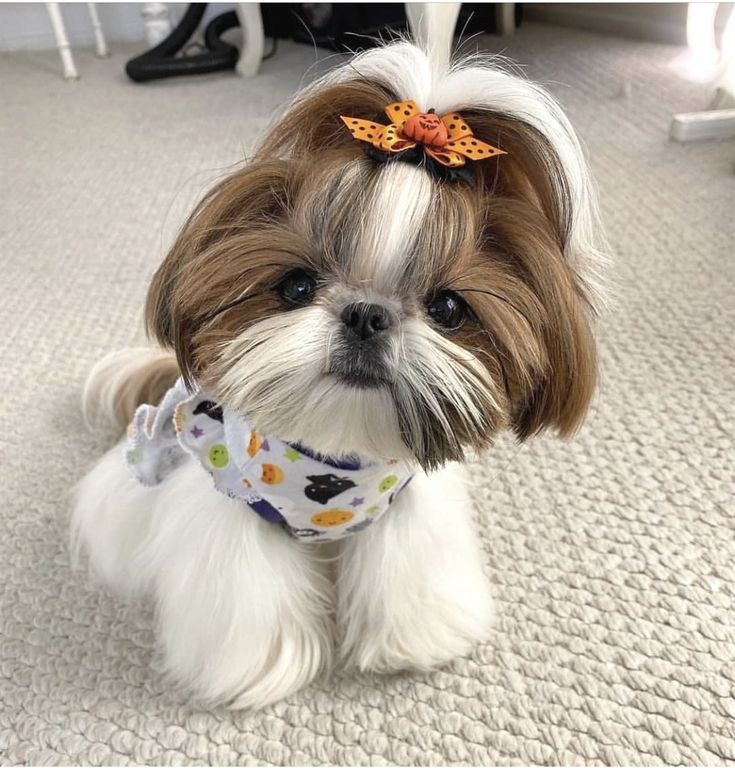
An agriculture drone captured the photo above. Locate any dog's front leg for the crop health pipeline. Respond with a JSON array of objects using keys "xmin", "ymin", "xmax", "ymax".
[
  {"xmin": 75, "ymin": 449, "xmax": 334, "ymax": 709},
  {"xmin": 144, "ymin": 465, "xmax": 335, "ymax": 708},
  {"xmin": 336, "ymin": 464, "xmax": 493, "ymax": 672}
]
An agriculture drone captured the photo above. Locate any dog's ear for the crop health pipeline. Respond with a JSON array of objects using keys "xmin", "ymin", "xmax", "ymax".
[
  {"xmin": 465, "ymin": 113, "xmax": 599, "ymax": 440},
  {"xmin": 513, "ymin": 276, "xmax": 597, "ymax": 440},
  {"xmin": 145, "ymin": 231, "xmax": 185, "ymax": 353},
  {"xmin": 144, "ymin": 161, "xmax": 295, "ymax": 382}
]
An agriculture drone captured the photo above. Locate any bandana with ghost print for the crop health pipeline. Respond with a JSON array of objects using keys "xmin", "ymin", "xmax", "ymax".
[{"xmin": 124, "ymin": 378, "xmax": 414, "ymax": 541}]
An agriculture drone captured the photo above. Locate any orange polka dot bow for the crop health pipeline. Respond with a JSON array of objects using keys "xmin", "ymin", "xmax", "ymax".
[{"xmin": 340, "ymin": 100, "xmax": 506, "ymax": 168}]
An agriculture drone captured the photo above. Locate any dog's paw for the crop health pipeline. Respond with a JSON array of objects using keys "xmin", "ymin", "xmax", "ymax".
[
  {"xmin": 340, "ymin": 586, "xmax": 493, "ymax": 674},
  {"xmin": 153, "ymin": 537, "xmax": 335, "ymax": 709},
  {"xmin": 337, "ymin": 465, "xmax": 494, "ymax": 675},
  {"xmin": 141, "ymin": 471, "xmax": 335, "ymax": 709},
  {"xmin": 161, "ymin": 605, "xmax": 334, "ymax": 710}
]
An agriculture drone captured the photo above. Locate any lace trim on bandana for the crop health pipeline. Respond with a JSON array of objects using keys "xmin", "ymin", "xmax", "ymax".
[{"xmin": 125, "ymin": 379, "xmax": 415, "ymax": 542}]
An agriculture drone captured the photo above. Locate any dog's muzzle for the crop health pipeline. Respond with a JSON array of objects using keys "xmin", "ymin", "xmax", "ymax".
[{"xmin": 329, "ymin": 302, "xmax": 394, "ymax": 388}]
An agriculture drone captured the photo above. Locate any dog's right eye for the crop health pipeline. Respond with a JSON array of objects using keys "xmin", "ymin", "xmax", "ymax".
[
  {"xmin": 276, "ymin": 269, "xmax": 317, "ymax": 307},
  {"xmin": 426, "ymin": 290, "xmax": 467, "ymax": 330}
]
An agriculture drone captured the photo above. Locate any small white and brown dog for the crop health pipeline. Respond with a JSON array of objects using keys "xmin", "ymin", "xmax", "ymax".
[{"xmin": 73, "ymin": 16, "xmax": 605, "ymax": 709}]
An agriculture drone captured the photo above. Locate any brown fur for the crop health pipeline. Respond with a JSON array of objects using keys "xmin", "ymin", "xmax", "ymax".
[
  {"xmin": 257, "ymin": 81, "xmax": 395, "ymax": 160},
  {"xmin": 146, "ymin": 160, "xmax": 304, "ymax": 384},
  {"xmin": 144, "ymin": 72, "xmax": 597, "ymax": 465},
  {"xmin": 259, "ymin": 79, "xmax": 597, "ymax": 439},
  {"xmin": 84, "ymin": 348, "xmax": 180, "ymax": 430},
  {"xmin": 112, "ymin": 353, "xmax": 180, "ymax": 427}
]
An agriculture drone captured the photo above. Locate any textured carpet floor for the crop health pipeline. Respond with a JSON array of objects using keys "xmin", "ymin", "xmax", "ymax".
[{"xmin": 1, "ymin": 24, "xmax": 734, "ymax": 766}]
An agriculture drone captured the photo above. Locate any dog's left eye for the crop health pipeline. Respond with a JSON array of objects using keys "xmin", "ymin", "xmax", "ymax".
[
  {"xmin": 426, "ymin": 290, "xmax": 467, "ymax": 330},
  {"xmin": 277, "ymin": 269, "xmax": 317, "ymax": 307}
]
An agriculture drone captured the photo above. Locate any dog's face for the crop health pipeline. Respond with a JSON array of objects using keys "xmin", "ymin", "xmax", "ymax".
[{"xmin": 146, "ymin": 62, "xmax": 602, "ymax": 469}]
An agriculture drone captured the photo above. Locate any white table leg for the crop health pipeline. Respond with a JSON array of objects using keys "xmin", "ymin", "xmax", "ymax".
[
  {"xmin": 671, "ymin": 57, "xmax": 735, "ymax": 142},
  {"xmin": 46, "ymin": 2, "xmax": 79, "ymax": 80},
  {"xmin": 235, "ymin": 2, "xmax": 264, "ymax": 77},
  {"xmin": 670, "ymin": 108, "xmax": 735, "ymax": 141},
  {"xmin": 87, "ymin": 3, "xmax": 108, "ymax": 58},
  {"xmin": 670, "ymin": 3, "xmax": 735, "ymax": 143},
  {"xmin": 141, "ymin": 2, "xmax": 172, "ymax": 47}
]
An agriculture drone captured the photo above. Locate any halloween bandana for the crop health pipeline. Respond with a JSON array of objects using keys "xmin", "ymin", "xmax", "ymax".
[{"xmin": 125, "ymin": 379, "xmax": 414, "ymax": 542}]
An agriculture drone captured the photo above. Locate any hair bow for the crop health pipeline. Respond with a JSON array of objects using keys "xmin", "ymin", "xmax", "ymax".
[{"xmin": 340, "ymin": 100, "xmax": 506, "ymax": 168}]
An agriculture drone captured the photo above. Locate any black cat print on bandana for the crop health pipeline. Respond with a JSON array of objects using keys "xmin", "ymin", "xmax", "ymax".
[{"xmin": 125, "ymin": 379, "xmax": 415, "ymax": 541}]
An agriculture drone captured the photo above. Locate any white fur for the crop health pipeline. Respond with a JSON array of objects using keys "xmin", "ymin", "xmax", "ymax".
[
  {"xmin": 214, "ymin": 305, "xmax": 410, "ymax": 461},
  {"xmin": 72, "ymin": 444, "xmax": 158, "ymax": 598},
  {"xmin": 396, "ymin": 319, "xmax": 502, "ymax": 453},
  {"xmin": 72, "ymin": 417, "xmax": 492, "ymax": 706},
  {"xmin": 73, "ymin": 29, "xmax": 603, "ymax": 709},
  {"xmin": 356, "ymin": 162, "xmax": 434, "ymax": 290},
  {"xmin": 292, "ymin": 40, "xmax": 608, "ymax": 309},
  {"xmin": 405, "ymin": 3, "xmax": 461, "ymax": 78},
  {"xmin": 214, "ymin": 303, "xmax": 501, "ymax": 465},
  {"xmin": 73, "ymin": 445, "xmax": 334, "ymax": 709},
  {"xmin": 337, "ymin": 463, "xmax": 493, "ymax": 671}
]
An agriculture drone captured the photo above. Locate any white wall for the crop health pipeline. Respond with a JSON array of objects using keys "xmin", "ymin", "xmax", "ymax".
[
  {"xmin": 5, "ymin": 2, "xmax": 733, "ymax": 53},
  {"xmin": 0, "ymin": 2, "xmax": 234, "ymax": 52},
  {"xmin": 524, "ymin": 3, "xmax": 733, "ymax": 46}
]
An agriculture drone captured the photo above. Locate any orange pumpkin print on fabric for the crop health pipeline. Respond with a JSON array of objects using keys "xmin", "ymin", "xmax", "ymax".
[
  {"xmin": 310, "ymin": 509, "xmax": 355, "ymax": 528},
  {"xmin": 247, "ymin": 431, "xmax": 262, "ymax": 457},
  {"xmin": 261, "ymin": 463, "xmax": 284, "ymax": 484}
]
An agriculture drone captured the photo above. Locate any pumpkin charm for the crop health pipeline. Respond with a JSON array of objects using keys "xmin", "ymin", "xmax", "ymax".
[{"xmin": 401, "ymin": 108, "xmax": 448, "ymax": 147}]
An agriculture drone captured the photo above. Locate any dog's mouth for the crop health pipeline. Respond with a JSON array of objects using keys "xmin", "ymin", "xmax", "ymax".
[
  {"xmin": 328, "ymin": 346, "xmax": 393, "ymax": 389},
  {"xmin": 330, "ymin": 369, "xmax": 390, "ymax": 389}
]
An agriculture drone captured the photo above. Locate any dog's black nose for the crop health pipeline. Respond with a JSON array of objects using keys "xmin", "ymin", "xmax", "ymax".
[{"xmin": 340, "ymin": 302, "xmax": 392, "ymax": 341}]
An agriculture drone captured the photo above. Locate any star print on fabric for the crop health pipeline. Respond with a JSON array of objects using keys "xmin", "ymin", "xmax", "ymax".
[
  {"xmin": 125, "ymin": 378, "xmax": 418, "ymax": 543},
  {"xmin": 284, "ymin": 446, "xmax": 303, "ymax": 462}
]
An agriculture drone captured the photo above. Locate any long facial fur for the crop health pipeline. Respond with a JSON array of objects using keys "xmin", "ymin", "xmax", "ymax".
[{"xmin": 145, "ymin": 44, "xmax": 603, "ymax": 470}]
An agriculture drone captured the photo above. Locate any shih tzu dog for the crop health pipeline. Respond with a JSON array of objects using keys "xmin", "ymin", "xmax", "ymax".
[{"xmin": 73, "ymin": 13, "xmax": 605, "ymax": 709}]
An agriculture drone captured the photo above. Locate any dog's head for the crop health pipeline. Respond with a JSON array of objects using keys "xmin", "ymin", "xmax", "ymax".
[{"xmin": 146, "ymin": 41, "xmax": 606, "ymax": 469}]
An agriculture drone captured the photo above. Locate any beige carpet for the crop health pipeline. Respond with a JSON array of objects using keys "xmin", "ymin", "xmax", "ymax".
[{"xmin": 1, "ymin": 24, "xmax": 734, "ymax": 766}]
